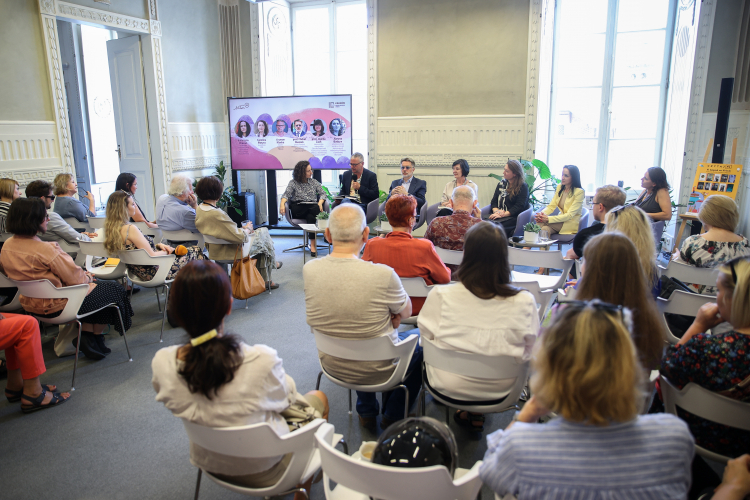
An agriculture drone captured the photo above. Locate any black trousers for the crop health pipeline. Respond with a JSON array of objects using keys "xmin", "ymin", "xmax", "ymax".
[{"xmin": 290, "ymin": 201, "xmax": 321, "ymax": 224}]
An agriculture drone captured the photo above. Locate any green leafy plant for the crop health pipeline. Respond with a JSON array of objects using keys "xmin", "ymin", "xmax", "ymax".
[
  {"xmin": 192, "ymin": 161, "xmax": 242, "ymax": 216},
  {"xmin": 321, "ymin": 185, "xmax": 337, "ymax": 208},
  {"xmin": 488, "ymin": 158, "xmax": 560, "ymax": 210},
  {"xmin": 523, "ymin": 222, "xmax": 542, "ymax": 233},
  {"xmin": 378, "ymin": 189, "xmax": 388, "ymax": 203},
  {"xmin": 379, "ymin": 213, "xmax": 388, "ymax": 222},
  {"xmin": 316, "ymin": 211, "xmax": 329, "ymax": 220}
]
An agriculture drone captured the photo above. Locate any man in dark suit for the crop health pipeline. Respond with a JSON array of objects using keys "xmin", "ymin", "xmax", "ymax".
[
  {"xmin": 339, "ymin": 152, "xmax": 379, "ymax": 212},
  {"xmin": 386, "ymin": 157, "xmax": 426, "ymax": 212}
]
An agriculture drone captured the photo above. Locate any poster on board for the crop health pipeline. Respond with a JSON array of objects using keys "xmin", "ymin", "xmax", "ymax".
[{"xmin": 687, "ymin": 163, "xmax": 743, "ymax": 213}]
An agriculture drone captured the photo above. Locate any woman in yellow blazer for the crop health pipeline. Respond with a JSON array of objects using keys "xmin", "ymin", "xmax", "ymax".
[{"xmin": 534, "ymin": 165, "xmax": 584, "ymax": 236}]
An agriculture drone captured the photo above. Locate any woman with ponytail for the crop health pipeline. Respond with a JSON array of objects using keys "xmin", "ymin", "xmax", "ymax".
[{"xmin": 151, "ymin": 261, "xmax": 328, "ymax": 490}]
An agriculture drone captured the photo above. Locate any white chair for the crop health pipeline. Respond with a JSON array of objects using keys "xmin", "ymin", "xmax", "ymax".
[
  {"xmin": 656, "ymin": 290, "xmax": 717, "ymax": 344},
  {"xmin": 78, "ymin": 241, "xmax": 128, "ymax": 281},
  {"xmin": 508, "ymin": 247, "xmax": 574, "ymax": 292},
  {"xmin": 420, "ymin": 337, "xmax": 529, "ymax": 422},
  {"xmin": 399, "ymin": 277, "xmax": 441, "ymax": 325},
  {"xmin": 55, "ymin": 238, "xmax": 87, "ymax": 267},
  {"xmin": 313, "ymin": 330, "xmax": 419, "ymax": 420},
  {"xmin": 160, "ymin": 229, "xmax": 203, "ymax": 248},
  {"xmin": 0, "ymin": 272, "xmax": 21, "ymax": 312},
  {"xmin": 659, "ymin": 261, "xmax": 718, "ymax": 289},
  {"xmin": 510, "ymin": 280, "xmax": 554, "ymax": 320},
  {"xmin": 63, "ymin": 217, "xmax": 91, "ymax": 232},
  {"xmin": 434, "ymin": 246, "xmax": 463, "ymax": 266},
  {"xmin": 118, "ymin": 249, "xmax": 177, "ymax": 342},
  {"xmin": 0, "ymin": 232, "xmax": 11, "ymax": 243},
  {"xmin": 315, "ymin": 422, "xmax": 484, "ymax": 500},
  {"xmin": 661, "ymin": 376, "xmax": 750, "ymax": 463},
  {"xmin": 134, "ymin": 222, "xmax": 163, "ymax": 245},
  {"xmin": 87, "ymin": 216, "xmax": 106, "ymax": 229},
  {"xmin": 551, "ymin": 207, "xmax": 589, "ymax": 250},
  {"xmin": 182, "ymin": 418, "xmax": 326, "ymax": 500},
  {"xmin": 9, "ymin": 278, "xmax": 132, "ymax": 390}
]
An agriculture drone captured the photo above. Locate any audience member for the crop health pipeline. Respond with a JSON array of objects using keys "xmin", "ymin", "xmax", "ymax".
[
  {"xmin": 424, "ymin": 185, "xmax": 482, "ymax": 279},
  {"xmin": 661, "ymin": 256, "xmax": 750, "ymax": 459},
  {"xmin": 480, "ymin": 300, "xmax": 693, "ymax": 500},
  {"xmin": 104, "ymin": 191, "xmax": 205, "ymax": 283},
  {"xmin": 155, "ymin": 174, "xmax": 198, "ymax": 234},
  {"xmin": 488, "ymin": 160, "xmax": 530, "ymax": 237},
  {"xmin": 152, "ymin": 261, "xmax": 328, "ymax": 494},
  {"xmin": 437, "ymin": 159, "xmax": 478, "ymax": 217},
  {"xmin": 676, "ymin": 194, "xmax": 750, "ymax": 294},
  {"xmin": 385, "ymin": 157, "xmax": 427, "ymax": 213},
  {"xmin": 303, "ymin": 204, "xmax": 419, "ymax": 431},
  {"xmin": 1, "ymin": 313, "xmax": 70, "ymax": 412},
  {"xmin": 115, "ymin": 173, "xmax": 158, "ymax": 228},
  {"xmin": 419, "ymin": 222, "xmax": 539, "ymax": 431},
  {"xmin": 363, "ymin": 195, "xmax": 450, "ymax": 315},
  {"xmin": 712, "ymin": 455, "xmax": 750, "ymax": 500},
  {"xmin": 339, "ymin": 153, "xmax": 378, "ymax": 211},
  {"xmin": 195, "ymin": 176, "xmax": 280, "ymax": 289},
  {"xmin": 534, "ymin": 164, "xmax": 584, "ymax": 238},
  {"xmin": 576, "ymin": 232, "xmax": 666, "ymax": 371},
  {"xmin": 52, "ymin": 173, "xmax": 95, "ymax": 223},
  {"xmin": 371, "ymin": 417, "xmax": 458, "ymax": 473},
  {"xmin": 634, "ymin": 167, "xmax": 672, "ymax": 221},
  {"xmin": 279, "ymin": 160, "xmax": 326, "ymax": 256},
  {"xmin": 605, "ymin": 204, "xmax": 660, "ymax": 296},
  {"xmin": 26, "ymin": 180, "xmax": 97, "ymax": 249},
  {"xmin": 0, "ymin": 178, "xmax": 21, "ymax": 232},
  {"xmin": 1, "ymin": 198, "xmax": 133, "ymax": 360},
  {"xmin": 565, "ymin": 184, "xmax": 626, "ymax": 261}
]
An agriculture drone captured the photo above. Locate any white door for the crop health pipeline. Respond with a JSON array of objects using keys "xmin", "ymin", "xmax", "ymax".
[{"xmin": 107, "ymin": 35, "xmax": 156, "ymax": 220}]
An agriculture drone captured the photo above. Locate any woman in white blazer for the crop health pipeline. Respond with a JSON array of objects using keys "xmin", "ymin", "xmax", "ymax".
[{"xmin": 534, "ymin": 165, "xmax": 584, "ymax": 236}]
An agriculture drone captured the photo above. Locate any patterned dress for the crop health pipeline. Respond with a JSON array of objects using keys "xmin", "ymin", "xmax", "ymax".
[
  {"xmin": 424, "ymin": 210, "xmax": 482, "ymax": 279},
  {"xmin": 660, "ymin": 331, "xmax": 750, "ymax": 458},
  {"xmin": 124, "ymin": 232, "xmax": 205, "ymax": 282},
  {"xmin": 679, "ymin": 235, "xmax": 750, "ymax": 294}
]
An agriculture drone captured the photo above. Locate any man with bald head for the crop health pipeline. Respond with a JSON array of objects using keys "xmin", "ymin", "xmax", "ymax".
[{"xmin": 303, "ymin": 204, "xmax": 421, "ymax": 431}]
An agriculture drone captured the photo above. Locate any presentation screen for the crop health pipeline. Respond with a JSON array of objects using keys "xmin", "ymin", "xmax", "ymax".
[{"xmin": 228, "ymin": 95, "xmax": 352, "ymax": 170}]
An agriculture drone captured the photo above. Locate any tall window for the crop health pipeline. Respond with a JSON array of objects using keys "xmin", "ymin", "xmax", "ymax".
[{"xmin": 548, "ymin": 0, "xmax": 675, "ymax": 193}]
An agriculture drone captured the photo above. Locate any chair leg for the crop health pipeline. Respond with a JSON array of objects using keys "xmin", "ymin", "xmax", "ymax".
[
  {"xmin": 160, "ymin": 284, "xmax": 170, "ymax": 342},
  {"xmin": 71, "ymin": 320, "xmax": 82, "ymax": 391},
  {"xmin": 244, "ymin": 299, "xmax": 248, "ymax": 309},
  {"xmin": 315, "ymin": 371, "xmax": 323, "ymax": 390},
  {"xmin": 420, "ymin": 388, "xmax": 426, "ymax": 416},
  {"xmin": 194, "ymin": 469, "xmax": 202, "ymax": 500},
  {"xmin": 113, "ymin": 305, "xmax": 132, "ymax": 362},
  {"xmin": 337, "ymin": 436, "xmax": 349, "ymax": 455},
  {"xmin": 445, "ymin": 405, "xmax": 450, "ymax": 425},
  {"xmin": 348, "ymin": 389, "xmax": 352, "ymax": 415},
  {"xmin": 155, "ymin": 287, "xmax": 162, "ymax": 312},
  {"xmin": 398, "ymin": 385, "xmax": 410, "ymax": 420},
  {"xmin": 283, "ymin": 488, "xmax": 308, "ymax": 500}
]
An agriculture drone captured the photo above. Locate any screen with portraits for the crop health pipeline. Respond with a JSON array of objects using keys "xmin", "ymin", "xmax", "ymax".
[{"xmin": 228, "ymin": 95, "xmax": 352, "ymax": 170}]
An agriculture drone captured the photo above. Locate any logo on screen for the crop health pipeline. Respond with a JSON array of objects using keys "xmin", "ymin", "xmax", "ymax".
[{"xmin": 329, "ymin": 102, "xmax": 334, "ymax": 108}]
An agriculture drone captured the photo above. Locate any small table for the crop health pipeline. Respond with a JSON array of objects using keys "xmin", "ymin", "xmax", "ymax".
[
  {"xmin": 374, "ymin": 225, "xmax": 392, "ymax": 236},
  {"xmin": 510, "ymin": 239, "xmax": 558, "ymax": 249},
  {"xmin": 675, "ymin": 213, "xmax": 705, "ymax": 248},
  {"xmin": 298, "ymin": 224, "xmax": 330, "ymax": 263}
]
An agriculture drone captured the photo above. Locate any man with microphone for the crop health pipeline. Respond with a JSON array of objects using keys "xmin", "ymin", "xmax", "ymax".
[{"xmin": 339, "ymin": 152, "xmax": 379, "ymax": 212}]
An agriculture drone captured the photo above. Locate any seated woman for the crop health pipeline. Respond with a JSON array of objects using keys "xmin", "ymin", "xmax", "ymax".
[
  {"xmin": 2, "ymin": 313, "xmax": 70, "ymax": 412},
  {"xmin": 480, "ymin": 300, "xmax": 694, "ymax": 500},
  {"xmin": 575, "ymin": 232, "xmax": 666, "ymax": 372},
  {"xmin": 151, "ymin": 261, "xmax": 328, "ymax": 493},
  {"xmin": 487, "ymin": 160, "xmax": 529, "ymax": 237},
  {"xmin": 52, "ymin": 173, "xmax": 96, "ymax": 223},
  {"xmin": 115, "ymin": 173, "xmax": 158, "ymax": 229},
  {"xmin": 362, "ymin": 194, "xmax": 450, "ymax": 315},
  {"xmin": 605, "ymin": 204, "xmax": 660, "ymax": 297},
  {"xmin": 676, "ymin": 194, "xmax": 750, "ymax": 294},
  {"xmin": 195, "ymin": 176, "xmax": 281, "ymax": 290},
  {"xmin": 0, "ymin": 177, "xmax": 21, "ymax": 232},
  {"xmin": 1, "ymin": 198, "xmax": 134, "ymax": 360},
  {"xmin": 534, "ymin": 164, "xmax": 584, "ymax": 238},
  {"xmin": 661, "ymin": 255, "xmax": 750, "ymax": 459},
  {"xmin": 437, "ymin": 159, "xmax": 479, "ymax": 217},
  {"xmin": 633, "ymin": 167, "xmax": 672, "ymax": 221},
  {"xmin": 418, "ymin": 222, "xmax": 539, "ymax": 431},
  {"xmin": 279, "ymin": 160, "xmax": 326, "ymax": 256},
  {"xmin": 104, "ymin": 191, "xmax": 205, "ymax": 283}
]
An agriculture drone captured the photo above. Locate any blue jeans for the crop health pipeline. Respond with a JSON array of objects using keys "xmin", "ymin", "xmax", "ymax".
[{"xmin": 356, "ymin": 328, "xmax": 423, "ymax": 421}]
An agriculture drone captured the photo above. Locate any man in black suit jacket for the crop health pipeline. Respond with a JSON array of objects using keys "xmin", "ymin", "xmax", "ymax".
[
  {"xmin": 339, "ymin": 152, "xmax": 379, "ymax": 211},
  {"xmin": 386, "ymin": 157, "xmax": 427, "ymax": 212}
]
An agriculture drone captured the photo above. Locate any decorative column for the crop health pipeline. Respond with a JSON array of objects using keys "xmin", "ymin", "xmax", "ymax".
[
  {"xmin": 524, "ymin": 0, "xmax": 542, "ymax": 160},
  {"xmin": 367, "ymin": 0, "xmax": 377, "ymax": 170}
]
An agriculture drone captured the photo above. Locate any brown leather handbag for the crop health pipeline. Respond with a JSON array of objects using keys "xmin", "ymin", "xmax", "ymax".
[{"xmin": 230, "ymin": 245, "xmax": 266, "ymax": 300}]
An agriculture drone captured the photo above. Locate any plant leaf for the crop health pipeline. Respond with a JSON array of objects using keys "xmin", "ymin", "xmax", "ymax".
[
  {"xmin": 525, "ymin": 174, "xmax": 536, "ymax": 187},
  {"xmin": 534, "ymin": 159, "xmax": 552, "ymax": 180},
  {"xmin": 488, "ymin": 173, "xmax": 504, "ymax": 182}
]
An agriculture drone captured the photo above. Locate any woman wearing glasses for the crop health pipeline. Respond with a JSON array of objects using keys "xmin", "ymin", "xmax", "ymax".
[
  {"xmin": 480, "ymin": 300, "xmax": 693, "ymax": 500},
  {"xmin": 115, "ymin": 173, "xmax": 159, "ymax": 229}
]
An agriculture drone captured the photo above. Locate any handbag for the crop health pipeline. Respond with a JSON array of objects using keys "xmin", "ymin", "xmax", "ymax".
[{"xmin": 230, "ymin": 245, "xmax": 266, "ymax": 300}]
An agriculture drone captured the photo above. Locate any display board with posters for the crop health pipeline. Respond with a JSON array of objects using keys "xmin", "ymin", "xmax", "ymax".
[
  {"xmin": 686, "ymin": 163, "xmax": 743, "ymax": 213},
  {"xmin": 228, "ymin": 95, "xmax": 352, "ymax": 170}
]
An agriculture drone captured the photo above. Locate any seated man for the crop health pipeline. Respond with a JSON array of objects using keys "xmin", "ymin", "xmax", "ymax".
[
  {"xmin": 339, "ymin": 153, "xmax": 379, "ymax": 212},
  {"xmin": 385, "ymin": 157, "xmax": 426, "ymax": 213},
  {"xmin": 303, "ymin": 204, "xmax": 420, "ymax": 431},
  {"xmin": 155, "ymin": 174, "xmax": 199, "ymax": 243},
  {"xmin": 424, "ymin": 185, "xmax": 482, "ymax": 279},
  {"xmin": 565, "ymin": 184, "xmax": 626, "ymax": 262}
]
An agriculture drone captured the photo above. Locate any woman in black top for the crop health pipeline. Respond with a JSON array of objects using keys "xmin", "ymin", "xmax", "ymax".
[{"xmin": 488, "ymin": 160, "xmax": 530, "ymax": 237}]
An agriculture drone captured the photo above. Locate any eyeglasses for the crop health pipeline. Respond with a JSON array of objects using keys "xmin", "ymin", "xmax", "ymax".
[
  {"xmin": 44, "ymin": 214, "xmax": 50, "ymax": 221},
  {"xmin": 558, "ymin": 299, "xmax": 624, "ymax": 321},
  {"xmin": 46, "ymin": 194, "xmax": 56, "ymax": 201},
  {"xmin": 401, "ymin": 165, "xmax": 413, "ymax": 170},
  {"xmin": 350, "ymin": 162, "xmax": 362, "ymax": 167}
]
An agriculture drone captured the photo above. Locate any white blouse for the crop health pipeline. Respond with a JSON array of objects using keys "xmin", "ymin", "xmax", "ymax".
[{"xmin": 417, "ymin": 283, "xmax": 540, "ymax": 400}]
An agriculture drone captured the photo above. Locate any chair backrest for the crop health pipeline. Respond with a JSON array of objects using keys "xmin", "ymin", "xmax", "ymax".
[
  {"xmin": 0, "ymin": 272, "xmax": 22, "ymax": 312},
  {"xmin": 78, "ymin": 241, "xmax": 128, "ymax": 278},
  {"xmin": 513, "ymin": 207, "xmax": 534, "ymax": 237},
  {"xmin": 510, "ymin": 280, "xmax": 553, "ymax": 318},
  {"xmin": 366, "ymin": 199, "xmax": 379, "ymax": 225},
  {"xmin": 480, "ymin": 204, "xmax": 491, "ymax": 219},
  {"xmin": 651, "ymin": 220, "xmax": 665, "ymax": 247},
  {"xmin": 284, "ymin": 200, "xmax": 304, "ymax": 226},
  {"xmin": 313, "ymin": 330, "xmax": 418, "ymax": 363},
  {"xmin": 88, "ymin": 216, "xmax": 106, "ymax": 229},
  {"xmin": 63, "ymin": 217, "xmax": 91, "ymax": 232},
  {"xmin": 413, "ymin": 201, "xmax": 428, "ymax": 231},
  {"xmin": 134, "ymin": 223, "xmax": 163, "ymax": 245},
  {"xmin": 203, "ymin": 234, "xmax": 235, "ymax": 245},
  {"xmin": 661, "ymin": 375, "xmax": 750, "ymax": 463},
  {"xmin": 422, "ymin": 337, "xmax": 528, "ymax": 381},
  {"xmin": 659, "ymin": 261, "xmax": 718, "ymax": 288},
  {"xmin": 507, "ymin": 246, "xmax": 569, "ymax": 269},
  {"xmin": 577, "ymin": 207, "xmax": 589, "ymax": 233},
  {"xmin": 424, "ymin": 202, "xmax": 441, "ymax": 228},
  {"xmin": 314, "ymin": 423, "xmax": 483, "ymax": 500},
  {"xmin": 160, "ymin": 229, "xmax": 204, "ymax": 248},
  {"xmin": 118, "ymin": 248, "xmax": 177, "ymax": 286},
  {"xmin": 378, "ymin": 201, "xmax": 386, "ymax": 218},
  {"xmin": 656, "ymin": 290, "xmax": 717, "ymax": 344},
  {"xmin": 400, "ymin": 277, "xmax": 437, "ymax": 297},
  {"xmin": 8, "ymin": 278, "xmax": 89, "ymax": 323},
  {"xmin": 434, "ymin": 246, "xmax": 463, "ymax": 266}
]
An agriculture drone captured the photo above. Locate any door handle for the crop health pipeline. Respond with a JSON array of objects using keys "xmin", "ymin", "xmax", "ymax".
[{"xmin": 115, "ymin": 145, "xmax": 122, "ymax": 161}]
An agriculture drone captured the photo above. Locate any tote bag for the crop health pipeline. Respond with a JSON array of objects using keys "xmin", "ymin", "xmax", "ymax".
[{"xmin": 230, "ymin": 245, "xmax": 266, "ymax": 300}]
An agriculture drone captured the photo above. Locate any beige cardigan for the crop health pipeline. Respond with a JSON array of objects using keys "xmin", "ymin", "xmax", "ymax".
[{"xmin": 195, "ymin": 204, "xmax": 250, "ymax": 261}]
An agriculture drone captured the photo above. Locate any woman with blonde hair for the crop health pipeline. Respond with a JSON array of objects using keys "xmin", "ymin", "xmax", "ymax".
[
  {"xmin": 604, "ymin": 204, "xmax": 659, "ymax": 296},
  {"xmin": 0, "ymin": 178, "xmax": 21, "ymax": 232},
  {"xmin": 488, "ymin": 160, "xmax": 530, "ymax": 237},
  {"xmin": 479, "ymin": 300, "xmax": 693, "ymax": 499},
  {"xmin": 104, "ymin": 191, "xmax": 205, "ymax": 282},
  {"xmin": 52, "ymin": 172, "xmax": 96, "ymax": 223},
  {"xmin": 576, "ymin": 232, "xmax": 665, "ymax": 370}
]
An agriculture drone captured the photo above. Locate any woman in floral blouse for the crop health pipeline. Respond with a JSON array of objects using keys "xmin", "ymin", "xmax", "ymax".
[
  {"xmin": 660, "ymin": 255, "xmax": 750, "ymax": 459},
  {"xmin": 677, "ymin": 195, "xmax": 750, "ymax": 294}
]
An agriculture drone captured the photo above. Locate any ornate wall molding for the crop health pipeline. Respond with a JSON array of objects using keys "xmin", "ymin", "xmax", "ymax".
[
  {"xmin": 149, "ymin": 0, "xmax": 159, "ymax": 21},
  {"xmin": 524, "ymin": 0, "xmax": 542, "ymax": 159},
  {"xmin": 367, "ymin": 0, "xmax": 378, "ymax": 171},
  {"xmin": 0, "ymin": 121, "xmax": 65, "ymax": 185},
  {"xmin": 150, "ymin": 20, "xmax": 161, "ymax": 36},
  {"xmin": 250, "ymin": 2, "xmax": 261, "ymax": 97},
  {"xmin": 56, "ymin": 1, "xmax": 150, "ymax": 32},
  {"xmin": 150, "ymin": 37, "xmax": 171, "ymax": 180},
  {"xmin": 168, "ymin": 122, "xmax": 228, "ymax": 173}
]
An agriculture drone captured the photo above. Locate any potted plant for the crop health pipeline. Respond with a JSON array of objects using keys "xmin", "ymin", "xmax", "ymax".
[
  {"xmin": 523, "ymin": 221, "xmax": 542, "ymax": 243},
  {"xmin": 379, "ymin": 213, "xmax": 390, "ymax": 230},
  {"xmin": 316, "ymin": 211, "xmax": 329, "ymax": 229},
  {"xmin": 488, "ymin": 158, "xmax": 560, "ymax": 210},
  {"xmin": 192, "ymin": 161, "xmax": 243, "ymax": 216}
]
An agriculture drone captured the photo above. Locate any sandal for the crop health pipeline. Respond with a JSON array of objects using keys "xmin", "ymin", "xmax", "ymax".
[
  {"xmin": 6, "ymin": 384, "xmax": 58, "ymax": 403},
  {"xmin": 453, "ymin": 410, "xmax": 485, "ymax": 432},
  {"xmin": 275, "ymin": 261, "xmax": 283, "ymax": 270},
  {"xmin": 20, "ymin": 388, "xmax": 68, "ymax": 413},
  {"xmin": 266, "ymin": 281, "xmax": 280, "ymax": 290}
]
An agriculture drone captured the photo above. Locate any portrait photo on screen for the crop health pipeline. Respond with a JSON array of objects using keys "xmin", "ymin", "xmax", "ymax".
[
  {"xmin": 329, "ymin": 118, "xmax": 346, "ymax": 137},
  {"xmin": 273, "ymin": 116, "xmax": 291, "ymax": 137},
  {"xmin": 235, "ymin": 115, "xmax": 254, "ymax": 138},
  {"xmin": 255, "ymin": 119, "xmax": 269, "ymax": 137},
  {"xmin": 311, "ymin": 119, "xmax": 326, "ymax": 137},
  {"xmin": 291, "ymin": 119, "xmax": 308, "ymax": 138},
  {"xmin": 719, "ymin": 183, "xmax": 727, "ymax": 192}
]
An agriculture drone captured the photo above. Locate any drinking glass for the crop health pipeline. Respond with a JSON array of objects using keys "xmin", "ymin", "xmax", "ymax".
[{"xmin": 539, "ymin": 229, "xmax": 550, "ymax": 242}]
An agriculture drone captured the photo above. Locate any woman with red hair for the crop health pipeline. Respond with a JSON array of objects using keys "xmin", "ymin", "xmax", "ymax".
[{"xmin": 363, "ymin": 195, "xmax": 450, "ymax": 315}]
